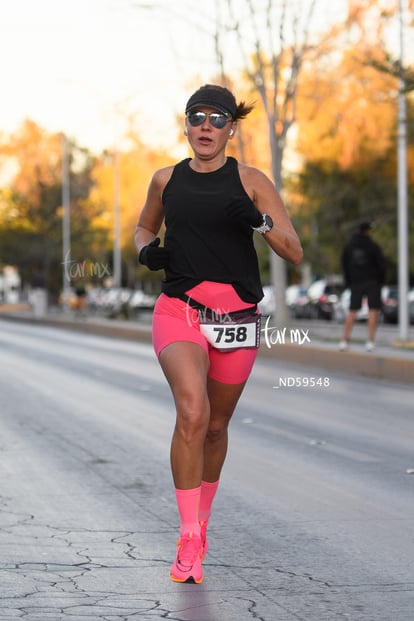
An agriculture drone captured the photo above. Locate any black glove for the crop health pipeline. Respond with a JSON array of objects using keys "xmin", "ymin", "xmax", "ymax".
[
  {"xmin": 139, "ymin": 238, "xmax": 170, "ymax": 271},
  {"xmin": 225, "ymin": 195, "xmax": 263, "ymax": 228}
]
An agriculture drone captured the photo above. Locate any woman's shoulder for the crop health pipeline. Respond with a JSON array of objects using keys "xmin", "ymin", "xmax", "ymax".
[
  {"xmin": 237, "ymin": 161, "xmax": 274, "ymax": 190},
  {"xmin": 153, "ymin": 164, "xmax": 175, "ymax": 182},
  {"xmin": 150, "ymin": 164, "xmax": 176, "ymax": 192},
  {"xmin": 152, "ymin": 158, "xmax": 191, "ymax": 186}
]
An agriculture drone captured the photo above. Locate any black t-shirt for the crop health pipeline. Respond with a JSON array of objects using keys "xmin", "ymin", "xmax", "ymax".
[{"xmin": 161, "ymin": 157, "xmax": 263, "ymax": 303}]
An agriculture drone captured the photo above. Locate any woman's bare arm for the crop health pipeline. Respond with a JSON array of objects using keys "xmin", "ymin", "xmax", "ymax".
[
  {"xmin": 134, "ymin": 166, "xmax": 174, "ymax": 255},
  {"xmin": 239, "ymin": 164, "xmax": 303, "ymax": 265}
]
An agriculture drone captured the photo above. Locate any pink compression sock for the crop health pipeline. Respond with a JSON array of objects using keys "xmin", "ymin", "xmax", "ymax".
[
  {"xmin": 175, "ymin": 487, "xmax": 201, "ymax": 536},
  {"xmin": 199, "ymin": 480, "xmax": 220, "ymax": 522}
]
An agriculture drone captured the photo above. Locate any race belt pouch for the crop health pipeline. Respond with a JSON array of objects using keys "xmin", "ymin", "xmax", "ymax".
[
  {"xmin": 199, "ymin": 311, "xmax": 261, "ymax": 352},
  {"xmin": 180, "ymin": 296, "xmax": 261, "ymax": 352}
]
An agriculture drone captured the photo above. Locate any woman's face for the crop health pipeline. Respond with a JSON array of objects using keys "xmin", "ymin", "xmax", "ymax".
[{"xmin": 185, "ymin": 107, "xmax": 236, "ymax": 161}]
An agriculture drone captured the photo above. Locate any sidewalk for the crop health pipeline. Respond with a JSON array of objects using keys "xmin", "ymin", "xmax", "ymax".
[{"xmin": 1, "ymin": 305, "xmax": 413, "ymax": 383}]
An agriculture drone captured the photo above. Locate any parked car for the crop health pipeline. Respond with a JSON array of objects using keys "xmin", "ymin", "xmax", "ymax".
[
  {"xmin": 381, "ymin": 286, "xmax": 414, "ymax": 324},
  {"xmin": 258, "ymin": 285, "xmax": 276, "ymax": 315},
  {"xmin": 381, "ymin": 286, "xmax": 399, "ymax": 323},
  {"xmin": 333, "ymin": 288, "xmax": 369, "ymax": 323},
  {"xmin": 98, "ymin": 288, "xmax": 132, "ymax": 316},
  {"xmin": 258, "ymin": 284, "xmax": 309, "ymax": 317},
  {"xmin": 410, "ymin": 290, "xmax": 414, "ymax": 324},
  {"xmin": 287, "ymin": 285, "xmax": 310, "ymax": 319},
  {"xmin": 305, "ymin": 278, "xmax": 344, "ymax": 320},
  {"xmin": 87, "ymin": 287, "xmax": 107, "ymax": 313},
  {"xmin": 128, "ymin": 290, "xmax": 157, "ymax": 315}
]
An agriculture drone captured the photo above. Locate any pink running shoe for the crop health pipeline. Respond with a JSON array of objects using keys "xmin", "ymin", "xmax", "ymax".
[
  {"xmin": 199, "ymin": 520, "xmax": 209, "ymax": 560},
  {"xmin": 170, "ymin": 532, "xmax": 203, "ymax": 584}
]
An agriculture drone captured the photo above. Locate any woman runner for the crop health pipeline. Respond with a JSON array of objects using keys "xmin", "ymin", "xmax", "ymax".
[{"xmin": 135, "ymin": 84, "xmax": 303, "ymax": 583}]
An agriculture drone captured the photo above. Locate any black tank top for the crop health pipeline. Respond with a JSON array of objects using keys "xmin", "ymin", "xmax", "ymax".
[{"xmin": 161, "ymin": 157, "xmax": 263, "ymax": 303}]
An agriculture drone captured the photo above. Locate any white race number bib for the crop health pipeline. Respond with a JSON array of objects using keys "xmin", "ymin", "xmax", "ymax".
[{"xmin": 198, "ymin": 313, "xmax": 261, "ymax": 352}]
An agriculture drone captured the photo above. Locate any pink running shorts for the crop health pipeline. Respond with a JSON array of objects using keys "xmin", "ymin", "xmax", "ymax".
[{"xmin": 152, "ymin": 282, "xmax": 259, "ymax": 384}]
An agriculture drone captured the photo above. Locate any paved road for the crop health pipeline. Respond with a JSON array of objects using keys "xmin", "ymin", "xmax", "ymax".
[{"xmin": 0, "ymin": 319, "xmax": 413, "ymax": 620}]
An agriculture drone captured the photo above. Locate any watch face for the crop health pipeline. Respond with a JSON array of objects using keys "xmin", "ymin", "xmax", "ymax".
[
  {"xmin": 252, "ymin": 214, "xmax": 273, "ymax": 234},
  {"xmin": 264, "ymin": 214, "xmax": 273, "ymax": 229}
]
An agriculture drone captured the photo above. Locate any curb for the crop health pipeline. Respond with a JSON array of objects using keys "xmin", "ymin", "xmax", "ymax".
[{"xmin": 259, "ymin": 342, "xmax": 414, "ymax": 384}]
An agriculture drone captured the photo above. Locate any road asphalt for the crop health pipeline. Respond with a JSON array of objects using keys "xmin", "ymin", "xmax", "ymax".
[{"xmin": 1, "ymin": 309, "xmax": 413, "ymax": 621}]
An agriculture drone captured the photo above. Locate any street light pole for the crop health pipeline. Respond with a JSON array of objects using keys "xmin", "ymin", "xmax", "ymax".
[
  {"xmin": 113, "ymin": 149, "xmax": 121, "ymax": 289},
  {"xmin": 61, "ymin": 133, "xmax": 71, "ymax": 312},
  {"xmin": 397, "ymin": 0, "xmax": 409, "ymax": 341}
]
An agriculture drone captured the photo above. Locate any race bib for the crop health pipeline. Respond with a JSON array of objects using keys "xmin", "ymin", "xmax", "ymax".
[{"xmin": 198, "ymin": 312, "xmax": 261, "ymax": 352}]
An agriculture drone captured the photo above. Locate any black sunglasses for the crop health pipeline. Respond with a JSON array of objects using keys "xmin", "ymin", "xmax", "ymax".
[{"xmin": 186, "ymin": 111, "xmax": 232, "ymax": 129}]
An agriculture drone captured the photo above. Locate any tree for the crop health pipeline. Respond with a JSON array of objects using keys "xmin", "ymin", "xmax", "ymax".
[
  {"xmin": 289, "ymin": 1, "xmax": 414, "ymax": 283},
  {"xmin": 296, "ymin": 45, "xmax": 398, "ymax": 171},
  {"xmin": 212, "ymin": 0, "xmax": 331, "ymax": 324},
  {"xmin": 86, "ymin": 130, "xmax": 175, "ymax": 289},
  {"xmin": 0, "ymin": 121, "xmax": 105, "ymax": 297}
]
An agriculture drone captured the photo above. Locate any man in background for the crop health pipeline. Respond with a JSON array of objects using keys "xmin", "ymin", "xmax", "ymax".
[{"xmin": 339, "ymin": 221, "xmax": 386, "ymax": 352}]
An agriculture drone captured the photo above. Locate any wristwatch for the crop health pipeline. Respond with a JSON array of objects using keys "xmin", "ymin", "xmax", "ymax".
[{"xmin": 252, "ymin": 213, "xmax": 273, "ymax": 235}]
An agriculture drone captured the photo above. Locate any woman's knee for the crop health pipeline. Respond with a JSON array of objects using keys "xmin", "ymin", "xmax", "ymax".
[
  {"xmin": 205, "ymin": 418, "xmax": 230, "ymax": 444},
  {"xmin": 174, "ymin": 388, "xmax": 210, "ymax": 437}
]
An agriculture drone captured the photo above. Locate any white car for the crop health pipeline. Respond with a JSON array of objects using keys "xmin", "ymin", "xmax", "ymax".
[
  {"xmin": 258, "ymin": 284, "xmax": 309, "ymax": 317},
  {"xmin": 258, "ymin": 286, "xmax": 276, "ymax": 315},
  {"xmin": 333, "ymin": 289, "xmax": 369, "ymax": 322}
]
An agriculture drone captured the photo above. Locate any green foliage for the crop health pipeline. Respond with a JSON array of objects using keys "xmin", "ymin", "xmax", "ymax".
[{"xmin": 288, "ymin": 151, "xmax": 413, "ymax": 284}]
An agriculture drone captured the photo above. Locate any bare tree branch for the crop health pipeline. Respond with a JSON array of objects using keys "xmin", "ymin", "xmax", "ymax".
[{"xmin": 214, "ymin": 0, "xmax": 320, "ymax": 324}]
